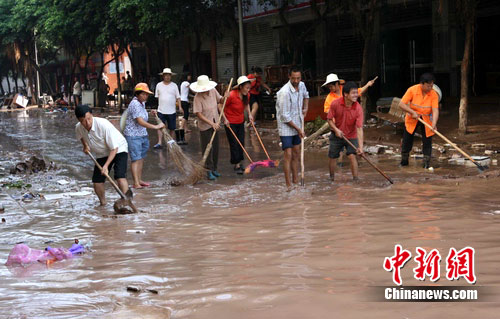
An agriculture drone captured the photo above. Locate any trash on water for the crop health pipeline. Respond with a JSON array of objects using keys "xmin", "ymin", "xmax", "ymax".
[
  {"xmin": 465, "ymin": 156, "xmax": 490, "ymax": 168},
  {"xmin": 126, "ymin": 229, "xmax": 146, "ymax": 234},
  {"xmin": 471, "ymin": 143, "xmax": 486, "ymax": 149},
  {"xmin": 42, "ymin": 190, "xmax": 92, "ymax": 201},
  {"xmin": 57, "ymin": 180, "xmax": 69, "ymax": 185},
  {"xmin": 216, "ymin": 294, "xmax": 232, "ymax": 300}
]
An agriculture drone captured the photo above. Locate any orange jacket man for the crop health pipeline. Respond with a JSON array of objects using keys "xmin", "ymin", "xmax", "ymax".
[{"xmin": 398, "ymin": 73, "xmax": 439, "ymax": 168}]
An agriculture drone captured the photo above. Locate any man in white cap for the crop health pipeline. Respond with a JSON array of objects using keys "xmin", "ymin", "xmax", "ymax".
[
  {"xmin": 322, "ymin": 73, "xmax": 377, "ymax": 113},
  {"xmin": 192, "ymin": 75, "xmax": 229, "ymax": 180},
  {"xmin": 154, "ymin": 67, "xmax": 181, "ymax": 148}
]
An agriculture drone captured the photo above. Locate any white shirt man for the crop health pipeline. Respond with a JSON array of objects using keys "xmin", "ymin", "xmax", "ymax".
[
  {"xmin": 154, "ymin": 69, "xmax": 181, "ymax": 147},
  {"xmin": 74, "ymin": 104, "xmax": 129, "ymax": 205},
  {"xmin": 155, "ymin": 81, "xmax": 180, "ymax": 115}
]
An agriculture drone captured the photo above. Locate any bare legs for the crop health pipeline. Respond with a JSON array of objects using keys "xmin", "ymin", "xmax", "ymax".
[
  {"xmin": 283, "ymin": 145, "xmax": 300, "ymax": 190},
  {"xmin": 329, "ymin": 154, "xmax": 358, "ymax": 181},
  {"xmin": 93, "ymin": 178, "xmax": 128, "ymax": 205},
  {"xmin": 130, "ymin": 159, "xmax": 145, "ymax": 188},
  {"xmin": 250, "ymin": 101, "xmax": 259, "ymax": 121}
]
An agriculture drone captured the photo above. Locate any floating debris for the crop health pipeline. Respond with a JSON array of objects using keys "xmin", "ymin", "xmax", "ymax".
[{"xmin": 9, "ymin": 156, "xmax": 56, "ymax": 175}]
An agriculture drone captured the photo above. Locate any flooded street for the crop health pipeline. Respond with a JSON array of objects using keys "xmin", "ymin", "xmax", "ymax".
[{"xmin": 1, "ymin": 109, "xmax": 500, "ymax": 318}]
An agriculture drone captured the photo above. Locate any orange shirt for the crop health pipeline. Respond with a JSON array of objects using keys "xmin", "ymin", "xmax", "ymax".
[
  {"xmin": 401, "ymin": 84, "xmax": 439, "ymax": 137},
  {"xmin": 324, "ymin": 87, "xmax": 363, "ymax": 113}
]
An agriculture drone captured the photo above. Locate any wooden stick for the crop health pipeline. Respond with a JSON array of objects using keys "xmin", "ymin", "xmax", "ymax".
[
  {"xmin": 342, "ymin": 136, "xmax": 394, "ymax": 184},
  {"xmin": 88, "ymin": 152, "xmax": 127, "ymax": 199},
  {"xmin": 200, "ymin": 78, "xmax": 233, "ymax": 166},
  {"xmin": 416, "ymin": 117, "xmax": 485, "ymax": 171},
  {"xmin": 226, "ymin": 124, "xmax": 253, "ymax": 163},
  {"xmin": 250, "ymin": 121, "xmax": 271, "ymax": 160},
  {"xmin": 300, "ymin": 117, "xmax": 305, "ymax": 186}
]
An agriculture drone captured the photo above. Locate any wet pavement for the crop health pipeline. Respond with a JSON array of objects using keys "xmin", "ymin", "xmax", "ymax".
[{"xmin": 1, "ymin": 109, "xmax": 500, "ymax": 318}]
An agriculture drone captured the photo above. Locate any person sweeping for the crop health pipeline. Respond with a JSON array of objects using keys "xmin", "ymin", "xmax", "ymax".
[
  {"xmin": 398, "ymin": 73, "xmax": 439, "ymax": 169},
  {"xmin": 327, "ymin": 81, "xmax": 364, "ymax": 182},
  {"xmin": 275, "ymin": 67, "xmax": 309, "ymax": 191},
  {"xmin": 192, "ymin": 75, "xmax": 229, "ymax": 180},
  {"xmin": 123, "ymin": 83, "xmax": 165, "ymax": 189},
  {"xmin": 74, "ymin": 104, "xmax": 130, "ymax": 206},
  {"xmin": 223, "ymin": 76, "xmax": 254, "ymax": 175}
]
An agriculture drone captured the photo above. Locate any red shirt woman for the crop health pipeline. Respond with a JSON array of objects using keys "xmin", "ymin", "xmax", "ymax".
[{"xmin": 223, "ymin": 76, "xmax": 253, "ymax": 173}]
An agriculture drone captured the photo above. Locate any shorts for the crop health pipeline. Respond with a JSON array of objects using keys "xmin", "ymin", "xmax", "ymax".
[
  {"xmin": 158, "ymin": 112, "xmax": 176, "ymax": 130},
  {"xmin": 92, "ymin": 152, "xmax": 128, "ymax": 183},
  {"xmin": 181, "ymin": 101, "xmax": 189, "ymax": 120},
  {"xmin": 126, "ymin": 135, "xmax": 150, "ymax": 162},
  {"xmin": 328, "ymin": 134, "xmax": 358, "ymax": 159},
  {"xmin": 280, "ymin": 135, "xmax": 301, "ymax": 150},
  {"xmin": 249, "ymin": 93, "xmax": 262, "ymax": 107}
]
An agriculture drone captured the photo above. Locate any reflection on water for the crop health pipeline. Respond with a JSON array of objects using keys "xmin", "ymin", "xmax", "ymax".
[{"xmin": 1, "ymin": 110, "xmax": 500, "ymax": 318}]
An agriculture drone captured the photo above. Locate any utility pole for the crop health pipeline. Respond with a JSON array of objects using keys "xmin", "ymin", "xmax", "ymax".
[
  {"xmin": 237, "ymin": 0, "xmax": 247, "ymax": 75},
  {"xmin": 34, "ymin": 29, "xmax": 41, "ymax": 101}
]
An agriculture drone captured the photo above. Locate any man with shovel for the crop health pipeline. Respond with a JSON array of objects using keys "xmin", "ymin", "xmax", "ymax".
[
  {"xmin": 75, "ymin": 104, "xmax": 130, "ymax": 206},
  {"xmin": 398, "ymin": 73, "xmax": 439, "ymax": 169},
  {"xmin": 327, "ymin": 81, "xmax": 364, "ymax": 182}
]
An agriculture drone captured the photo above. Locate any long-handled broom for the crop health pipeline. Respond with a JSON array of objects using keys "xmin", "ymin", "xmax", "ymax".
[
  {"xmin": 155, "ymin": 115, "xmax": 206, "ymax": 185},
  {"xmin": 200, "ymin": 78, "xmax": 233, "ymax": 166},
  {"xmin": 245, "ymin": 121, "xmax": 280, "ymax": 173}
]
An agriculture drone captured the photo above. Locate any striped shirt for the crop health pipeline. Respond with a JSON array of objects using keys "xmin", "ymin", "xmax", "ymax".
[{"xmin": 276, "ymin": 81, "xmax": 309, "ymax": 136}]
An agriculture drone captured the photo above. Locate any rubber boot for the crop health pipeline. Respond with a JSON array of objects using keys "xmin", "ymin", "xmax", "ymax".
[
  {"xmin": 175, "ymin": 129, "xmax": 181, "ymax": 143},
  {"xmin": 400, "ymin": 152, "xmax": 409, "ymax": 166},
  {"xmin": 180, "ymin": 129, "xmax": 187, "ymax": 145},
  {"xmin": 423, "ymin": 155, "xmax": 431, "ymax": 169}
]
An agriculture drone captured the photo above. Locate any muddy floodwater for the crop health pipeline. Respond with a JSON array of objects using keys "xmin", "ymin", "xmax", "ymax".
[{"xmin": 1, "ymin": 109, "xmax": 500, "ymax": 318}]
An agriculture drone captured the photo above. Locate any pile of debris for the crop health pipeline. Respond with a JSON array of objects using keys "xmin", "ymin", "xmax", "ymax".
[{"xmin": 9, "ymin": 156, "xmax": 57, "ymax": 175}]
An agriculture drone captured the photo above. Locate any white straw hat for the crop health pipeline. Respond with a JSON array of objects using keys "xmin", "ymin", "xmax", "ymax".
[
  {"xmin": 158, "ymin": 67, "xmax": 176, "ymax": 75},
  {"xmin": 190, "ymin": 75, "xmax": 217, "ymax": 93},
  {"xmin": 322, "ymin": 73, "xmax": 345, "ymax": 87},
  {"xmin": 232, "ymin": 75, "xmax": 255, "ymax": 89}
]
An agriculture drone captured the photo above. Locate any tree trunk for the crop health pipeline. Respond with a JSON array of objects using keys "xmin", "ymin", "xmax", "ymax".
[
  {"xmin": 13, "ymin": 70, "xmax": 19, "ymax": 93},
  {"xmin": 193, "ymin": 30, "xmax": 202, "ymax": 76},
  {"xmin": 459, "ymin": 16, "xmax": 473, "ymax": 134},
  {"xmin": 0, "ymin": 77, "xmax": 5, "ymax": 95},
  {"xmin": 82, "ymin": 52, "xmax": 92, "ymax": 87},
  {"xmin": 6, "ymin": 72, "xmax": 11, "ymax": 93},
  {"xmin": 112, "ymin": 46, "xmax": 123, "ymax": 111},
  {"xmin": 124, "ymin": 45, "xmax": 135, "ymax": 78},
  {"xmin": 360, "ymin": 35, "xmax": 370, "ymax": 122}
]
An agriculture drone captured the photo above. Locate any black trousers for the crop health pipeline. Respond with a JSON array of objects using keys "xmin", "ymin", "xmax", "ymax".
[
  {"xmin": 402, "ymin": 122, "xmax": 432, "ymax": 156},
  {"xmin": 225, "ymin": 123, "xmax": 245, "ymax": 164},
  {"xmin": 200, "ymin": 129, "xmax": 219, "ymax": 171}
]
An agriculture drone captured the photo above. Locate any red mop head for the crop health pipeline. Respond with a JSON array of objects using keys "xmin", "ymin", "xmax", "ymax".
[{"xmin": 244, "ymin": 159, "xmax": 280, "ymax": 174}]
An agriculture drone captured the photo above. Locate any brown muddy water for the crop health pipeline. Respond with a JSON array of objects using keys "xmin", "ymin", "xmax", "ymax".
[{"xmin": 1, "ymin": 109, "xmax": 499, "ymax": 318}]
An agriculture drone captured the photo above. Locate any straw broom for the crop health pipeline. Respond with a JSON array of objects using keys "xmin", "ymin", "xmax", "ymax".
[
  {"xmin": 200, "ymin": 78, "xmax": 233, "ymax": 166},
  {"xmin": 155, "ymin": 115, "xmax": 206, "ymax": 185}
]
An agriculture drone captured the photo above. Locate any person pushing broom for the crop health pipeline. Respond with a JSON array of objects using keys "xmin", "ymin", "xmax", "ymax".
[{"xmin": 276, "ymin": 67, "xmax": 309, "ymax": 191}]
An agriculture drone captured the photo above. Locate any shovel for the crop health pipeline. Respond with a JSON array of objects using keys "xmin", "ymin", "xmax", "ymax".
[
  {"xmin": 88, "ymin": 153, "xmax": 138, "ymax": 214},
  {"xmin": 417, "ymin": 118, "xmax": 487, "ymax": 171}
]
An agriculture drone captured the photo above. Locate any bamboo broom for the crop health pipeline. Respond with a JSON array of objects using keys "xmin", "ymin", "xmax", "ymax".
[{"xmin": 155, "ymin": 115, "xmax": 206, "ymax": 185}]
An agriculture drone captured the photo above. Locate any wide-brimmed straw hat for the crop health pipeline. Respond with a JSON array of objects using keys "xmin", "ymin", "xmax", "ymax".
[
  {"xmin": 232, "ymin": 75, "xmax": 255, "ymax": 89},
  {"xmin": 158, "ymin": 67, "xmax": 176, "ymax": 75},
  {"xmin": 190, "ymin": 75, "xmax": 217, "ymax": 93},
  {"xmin": 134, "ymin": 83, "xmax": 153, "ymax": 94},
  {"xmin": 322, "ymin": 73, "xmax": 345, "ymax": 87}
]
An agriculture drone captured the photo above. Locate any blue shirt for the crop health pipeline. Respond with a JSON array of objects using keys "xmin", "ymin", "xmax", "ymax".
[{"xmin": 124, "ymin": 97, "xmax": 148, "ymax": 137}]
